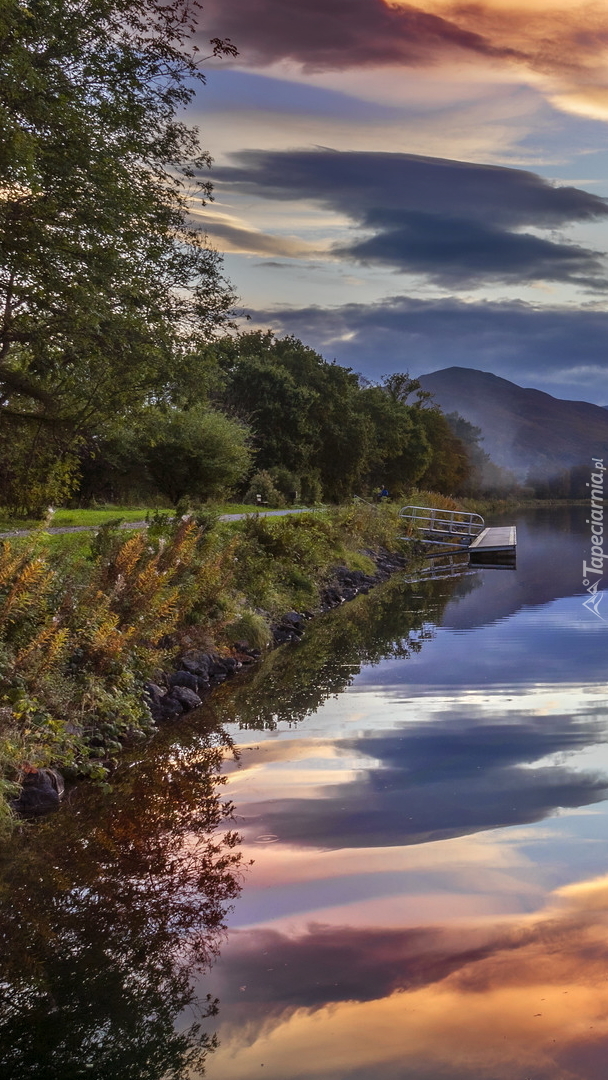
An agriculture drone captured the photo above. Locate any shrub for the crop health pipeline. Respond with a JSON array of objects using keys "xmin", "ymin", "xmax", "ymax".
[
  {"xmin": 243, "ymin": 470, "xmax": 285, "ymax": 508},
  {"xmin": 140, "ymin": 406, "xmax": 252, "ymax": 506}
]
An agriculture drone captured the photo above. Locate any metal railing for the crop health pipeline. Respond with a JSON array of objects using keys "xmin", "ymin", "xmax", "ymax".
[{"xmin": 399, "ymin": 505, "xmax": 485, "ymax": 548}]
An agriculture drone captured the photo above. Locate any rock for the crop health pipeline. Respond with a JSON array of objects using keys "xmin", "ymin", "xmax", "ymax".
[
  {"xmin": 282, "ymin": 611, "xmax": 304, "ymax": 628},
  {"xmin": 196, "ymin": 676, "xmax": 211, "ymax": 695},
  {"xmin": 169, "ymin": 670, "xmax": 199, "ymax": 692},
  {"xmin": 221, "ymin": 656, "xmax": 240, "ymax": 675},
  {"xmin": 167, "ymin": 686, "xmax": 202, "ymax": 711},
  {"xmin": 14, "ymin": 768, "xmax": 64, "ymax": 816},
  {"xmin": 144, "ymin": 681, "xmax": 166, "ymax": 704},
  {"xmin": 180, "ymin": 650, "xmax": 211, "ymax": 677},
  {"xmin": 208, "ymin": 657, "xmax": 228, "ymax": 677},
  {"xmin": 322, "ymin": 587, "xmax": 343, "ymax": 607}
]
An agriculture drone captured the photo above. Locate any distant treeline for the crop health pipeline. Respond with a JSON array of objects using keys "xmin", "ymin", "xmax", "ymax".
[
  {"xmin": 2, "ymin": 322, "xmax": 589, "ymax": 514},
  {"xmin": 72, "ymin": 331, "xmax": 521, "ymax": 511}
]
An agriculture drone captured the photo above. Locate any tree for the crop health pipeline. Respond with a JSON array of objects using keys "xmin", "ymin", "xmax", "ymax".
[
  {"xmin": 0, "ymin": 0, "xmax": 236, "ymax": 474},
  {"xmin": 141, "ymin": 405, "xmax": 251, "ymax": 505},
  {"xmin": 212, "ymin": 332, "xmax": 371, "ymax": 502},
  {"xmin": 358, "ymin": 383, "xmax": 431, "ymax": 492},
  {"xmin": 416, "ymin": 407, "xmax": 471, "ymax": 494}
]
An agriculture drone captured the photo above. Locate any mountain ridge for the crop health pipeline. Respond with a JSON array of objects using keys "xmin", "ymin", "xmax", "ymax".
[{"xmin": 417, "ymin": 366, "xmax": 608, "ymax": 479}]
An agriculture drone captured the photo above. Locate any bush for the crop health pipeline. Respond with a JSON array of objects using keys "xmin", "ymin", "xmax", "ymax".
[
  {"xmin": 223, "ymin": 612, "xmax": 271, "ymax": 650},
  {"xmin": 140, "ymin": 406, "xmax": 252, "ymax": 506},
  {"xmin": 0, "ymin": 433, "xmax": 80, "ymax": 518},
  {"xmin": 243, "ymin": 470, "xmax": 285, "ymax": 508}
]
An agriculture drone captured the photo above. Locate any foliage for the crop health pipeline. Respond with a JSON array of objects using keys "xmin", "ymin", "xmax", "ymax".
[
  {"xmin": 139, "ymin": 406, "xmax": 251, "ymax": 506},
  {"xmin": 223, "ymin": 611, "xmax": 272, "ymax": 650},
  {"xmin": 243, "ymin": 469, "xmax": 285, "ymax": 508},
  {"xmin": 445, "ymin": 412, "xmax": 520, "ymax": 496},
  {"xmin": 205, "ymin": 332, "xmax": 473, "ymax": 502},
  {"xmin": 0, "ymin": 0, "xmax": 236, "ymax": 504},
  {"xmin": 0, "ymin": 514, "xmax": 239, "ymax": 806},
  {"xmin": 0, "ymin": 723, "xmax": 242, "ymax": 1077},
  {"xmin": 0, "ymin": 426, "xmax": 80, "ymax": 516},
  {"xmin": 416, "ymin": 407, "xmax": 471, "ymax": 494}
]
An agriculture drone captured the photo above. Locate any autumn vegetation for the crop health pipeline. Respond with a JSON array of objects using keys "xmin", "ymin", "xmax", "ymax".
[{"xmin": 0, "ymin": 0, "xmax": 517, "ymax": 825}]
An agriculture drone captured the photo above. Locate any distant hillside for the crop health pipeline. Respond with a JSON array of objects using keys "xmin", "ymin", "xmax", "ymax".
[{"xmin": 417, "ymin": 367, "xmax": 608, "ymax": 479}]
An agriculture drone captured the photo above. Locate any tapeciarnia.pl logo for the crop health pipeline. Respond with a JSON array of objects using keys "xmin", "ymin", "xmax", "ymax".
[{"xmin": 582, "ymin": 457, "xmax": 606, "ymax": 621}]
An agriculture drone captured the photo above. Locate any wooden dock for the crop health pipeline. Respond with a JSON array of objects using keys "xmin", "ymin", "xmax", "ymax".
[
  {"xmin": 468, "ymin": 525, "xmax": 516, "ymax": 562},
  {"xmin": 399, "ymin": 506, "xmax": 517, "ymax": 566}
]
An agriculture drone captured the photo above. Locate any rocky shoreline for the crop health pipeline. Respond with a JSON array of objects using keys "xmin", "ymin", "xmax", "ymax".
[
  {"xmin": 143, "ymin": 546, "xmax": 409, "ymax": 722},
  {"xmin": 14, "ymin": 547, "xmax": 409, "ymax": 816}
]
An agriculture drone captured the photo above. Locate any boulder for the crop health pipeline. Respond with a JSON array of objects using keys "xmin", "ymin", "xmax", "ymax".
[
  {"xmin": 167, "ymin": 686, "xmax": 203, "ymax": 711},
  {"xmin": 180, "ymin": 650, "xmax": 211, "ymax": 677},
  {"xmin": 169, "ymin": 670, "xmax": 199, "ymax": 692},
  {"xmin": 144, "ymin": 681, "xmax": 166, "ymax": 705},
  {"xmin": 15, "ymin": 768, "xmax": 64, "ymax": 816},
  {"xmin": 154, "ymin": 695, "xmax": 183, "ymax": 721}
]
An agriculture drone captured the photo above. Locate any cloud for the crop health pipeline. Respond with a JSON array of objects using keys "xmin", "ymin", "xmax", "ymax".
[
  {"xmin": 202, "ymin": 0, "xmax": 520, "ymax": 73},
  {"xmin": 215, "ymin": 149, "xmax": 608, "ymax": 285},
  {"xmin": 199, "ymin": 214, "xmax": 323, "ymax": 257},
  {"xmin": 202, "ymin": 0, "xmax": 608, "ymax": 118},
  {"xmin": 235, "ymin": 712, "xmax": 608, "ymax": 850},
  {"xmin": 243, "ymin": 295, "xmax": 608, "ymax": 401}
]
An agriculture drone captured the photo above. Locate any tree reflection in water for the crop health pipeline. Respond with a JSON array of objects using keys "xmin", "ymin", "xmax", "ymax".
[
  {"xmin": 211, "ymin": 571, "xmax": 468, "ymax": 731},
  {"xmin": 0, "ymin": 725, "xmax": 242, "ymax": 1079},
  {"xmin": 0, "ymin": 570, "xmax": 471, "ymax": 1078}
]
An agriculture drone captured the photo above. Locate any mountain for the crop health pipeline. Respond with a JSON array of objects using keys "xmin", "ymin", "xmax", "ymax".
[{"xmin": 417, "ymin": 367, "xmax": 608, "ymax": 479}]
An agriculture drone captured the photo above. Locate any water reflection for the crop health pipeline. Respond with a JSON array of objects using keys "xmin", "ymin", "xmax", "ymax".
[
  {"xmin": 232, "ymin": 707, "xmax": 608, "ymax": 850},
  {"xmin": 197, "ymin": 507, "xmax": 608, "ymax": 1080},
  {"xmin": 210, "ymin": 574, "xmax": 460, "ymax": 731},
  {"xmin": 0, "ymin": 725, "xmax": 242, "ymax": 1079},
  {"xmin": 3, "ymin": 507, "xmax": 608, "ymax": 1080},
  {"xmin": 205, "ymin": 875, "xmax": 608, "ymax": 1080}
]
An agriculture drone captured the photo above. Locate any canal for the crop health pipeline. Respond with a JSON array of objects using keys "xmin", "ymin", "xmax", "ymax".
[{"xmin": 2, "ymin": 507, "xmax": 607, "ymax": 1080}]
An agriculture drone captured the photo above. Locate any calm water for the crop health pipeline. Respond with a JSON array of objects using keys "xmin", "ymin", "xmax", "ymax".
[{"xmin": 3, "ymin": 507, "xmax": 608, "ymax": 1080}]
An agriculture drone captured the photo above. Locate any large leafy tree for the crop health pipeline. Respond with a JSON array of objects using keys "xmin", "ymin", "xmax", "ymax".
[
  {"xmin": 213, "ymin": 332, "xmax": 372, "ymax": 501},
  {"xmin": 0, "ymin": 0, "xmax": 236, "ymax": 442}
]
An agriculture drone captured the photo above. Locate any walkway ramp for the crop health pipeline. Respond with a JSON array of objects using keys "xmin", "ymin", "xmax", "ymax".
[
  {"xmin": 399, "ymin": 505, "xmax": 485, "ymax": 549},
  {"xmin": 400, "ymin": 505, "xmax": 516, "ymax": 565}
]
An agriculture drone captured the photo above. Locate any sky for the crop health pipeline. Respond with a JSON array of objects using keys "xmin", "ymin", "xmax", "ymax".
[{"xmin": 188, "ymin": 1, "xmax": 608, "ymax": 403}]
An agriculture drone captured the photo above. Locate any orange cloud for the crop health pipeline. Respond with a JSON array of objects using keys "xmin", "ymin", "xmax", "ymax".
[
  {"xmin": 202, "ymin": 0, "xmax": 608, "ymax": 119},
  {"xmin": 208, "ymin": 874, "xmax": 608, "ymax": 1079}
]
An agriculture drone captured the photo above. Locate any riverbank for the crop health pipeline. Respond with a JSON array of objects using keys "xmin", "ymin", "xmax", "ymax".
[{"xmin": 0, "ymin": 503, "xmax": 415, "ymax": 829}]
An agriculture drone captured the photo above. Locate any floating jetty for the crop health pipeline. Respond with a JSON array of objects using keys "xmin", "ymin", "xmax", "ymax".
[{"xmin": 399, "ymin": 506, "xmax": 516, "ymax": 566}]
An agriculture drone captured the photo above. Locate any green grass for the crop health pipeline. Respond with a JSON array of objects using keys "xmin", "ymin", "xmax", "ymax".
[
  {"xmin": 0, "ymin": 506, "xmax": 154, "ymax": 532},
  {"xmin": 0, "ymin": 502, "xmax": 316, "ymax": 534}
]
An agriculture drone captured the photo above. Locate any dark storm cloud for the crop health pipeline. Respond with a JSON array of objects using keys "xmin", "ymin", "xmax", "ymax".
[
  {"xmin": 237, "ymin": 714, "xmax": 608, "ymax": 850},
  {"xmin": 216, "ymin": 923, "xmax": 503, "ymax": 1007},
  {"xmin": 202, "ymin": 0, "xmax": 520, "ymax": 72},
  {"xmin": 216, "ymin": 149, "xmax": 606, "ymax": 228},
  {"xmin": 245, "ymin": 296, "xmax": 608, "ymax": 399},
  {"xmin": 215, "ymin": 150, "xmax": 608, "ymax": 285}
]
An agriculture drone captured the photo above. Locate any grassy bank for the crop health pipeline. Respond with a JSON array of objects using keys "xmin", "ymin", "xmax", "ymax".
[{"xmin": 0, "ymin": 502, "xmax": 410, "ymax": 831}]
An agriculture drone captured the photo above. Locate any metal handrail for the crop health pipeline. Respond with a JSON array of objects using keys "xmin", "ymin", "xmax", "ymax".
[{"xmin": 399, "ymin": 505, "xmax": 485, "ymax": 542}]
